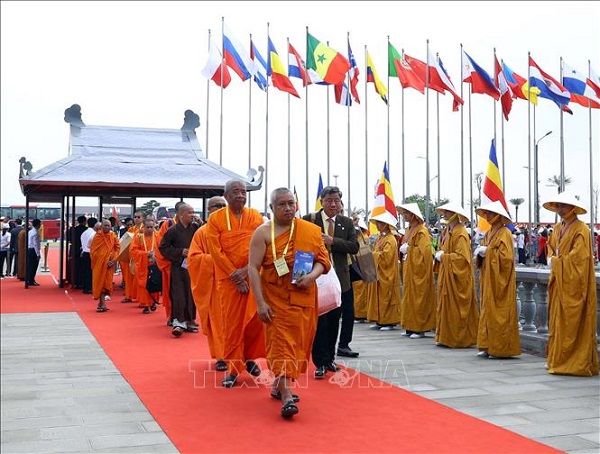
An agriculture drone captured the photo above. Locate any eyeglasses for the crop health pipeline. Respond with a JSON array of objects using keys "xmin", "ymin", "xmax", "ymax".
[{"xmin": 209, "ymin": 203, "xmax": 226, "ymax": 209}]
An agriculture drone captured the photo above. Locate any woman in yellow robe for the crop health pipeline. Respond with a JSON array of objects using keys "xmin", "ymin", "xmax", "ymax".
[
  {"xmin": 434, "ymin": 202, "xmax": 479, "ymax": 348},
  {"xmin": 543, "ymin": 192, "xmax": 598, "ymax": 376},
  {"xmin": 397, "ymin": 203, "xmax": 436, "ymax": 339},
  {"xmin": 366, "ymin": 213, "xmax": 401, "ymax": 329},
  {"xmin": 129, "ymin": 218, "xmax": 160, "ymax": 314},
  {"xmin": 474, "ymin": 201, "xmax": 520, "ymax": 358},
  {"xmin": 352, "ymin": 216, "xmax": 371, "ymax": 322}
]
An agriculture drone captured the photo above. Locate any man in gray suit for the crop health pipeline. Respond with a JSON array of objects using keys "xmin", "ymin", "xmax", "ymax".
[{"xmin": 303, "ymin": 186, "xmax": 360, "ymax": 379}]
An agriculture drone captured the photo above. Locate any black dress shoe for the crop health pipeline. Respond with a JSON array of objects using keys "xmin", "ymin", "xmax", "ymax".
[
  {"xmin": 215, "ymin": 359, "xmax": 228, "ymax": 372},
  {"xmin": 222, "ymin": 374, "xmax": 238, "ymax": 388},
  {"xmin": 337, "ymin": 347, "xmax": 359, "ymax": 358},
  {"xmin": 314, "ymin": 366, "xmax": 326, "ymax": 379},
  {"xmin": 245, "ymin": 360, "xmax": 261, "ymax": 377},
  {"xmin": 28, "ymin": 281, "xmax": 40, "ymax": 286},
  {"xmin": 326, "ymin": 362, "xmax": 340, "ymax": 373}
]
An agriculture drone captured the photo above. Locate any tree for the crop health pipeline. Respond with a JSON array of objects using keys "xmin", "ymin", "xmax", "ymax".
[
  {"xmin": 404, "ymin": 194, "xmax": 448, "ymax": 226},
  {"xmin": 474, "ymin": 172, "xmax": 483, "ymax": 207},
  {"xmin": 509, "ymin": 198, "xmax": 525, "ymax": 223},
  {"xmin": 546, "ymin": 175, "xmax": 572, "ymax": 193},
  {"xmin": 139, "ymin": 199, "xmax": 160, "ymax": 217}
]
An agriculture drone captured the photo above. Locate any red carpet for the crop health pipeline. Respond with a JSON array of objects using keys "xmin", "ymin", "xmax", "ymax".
[{"xmin": 1, "ymin": 249, "xmax": 559, "ymax": 453}]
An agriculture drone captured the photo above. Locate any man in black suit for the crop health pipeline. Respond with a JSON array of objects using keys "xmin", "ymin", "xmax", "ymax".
[
  {"xmin": 70, "ymin": 215, "xmax": 88, "ymax": 289},
  {"xmin": 303, "ymin": 186, "xmax": 360, "ymax": 379}
]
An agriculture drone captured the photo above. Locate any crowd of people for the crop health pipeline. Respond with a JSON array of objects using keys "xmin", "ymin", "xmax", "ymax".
[{"xmin": 2, "ymin": 184, "xmax": 598, "ymax": 419}]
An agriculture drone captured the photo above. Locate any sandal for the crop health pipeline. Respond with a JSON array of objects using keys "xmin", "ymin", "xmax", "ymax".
[
  {"xmin": 96, "ymin": 305, "xmax": 109, "ymax": 313},
  {"xmin": 281, "ymin": 400, "xmax": 299, "ymax": 418},
  {"xmin": 270, "ymin": 390, "xmax": 300, "ymax": 402}
]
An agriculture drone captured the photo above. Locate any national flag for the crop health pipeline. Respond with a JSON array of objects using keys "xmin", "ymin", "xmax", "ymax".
[
  {"xmin": 250, "ymin": 39, "xmax": 268, "ymax": 91},
  {"xmin": 562, "ymin": 61, "xmax": 600, "ymax": 109},
  {"xmin": 529, "ymin": 57, "xmax": 571, "ymax": 110},
  {"xmin": 438, "ymin": 57, "xmax": 463, "ymax": 111},
  {"xmin": 268, "ymin": 37, "xmax": 299, "ymax": 98},
  {"xmin": 494, "ymin": 56, "xmax": 513, "ymax": 120},
  {"xmin": 501, "ymin": 60, "xmax": 541, "ymax": 104},
  {"xmin": 334, "ymin": 81, "xmax": 352, "ymax": 106},
  {"xmin": 388, "ymin": 43, "xmax": 426, "ymax": 94},
  {"xmin": 428, "ymin": 50, "xmax": 464, "ymax": 111},
  {"xmin": 478, "ymin": 139, "xmax": 512, "ymax": 232},
  {"xmin": 315, "ymin": 173, "xmax": 324, "ymax": 212},
  {"xmin": 347, "ymin": 38, "xmax": 360, "ymax": 103},
  {"xmin": 306, "ymin": 32, "xmax": 350, "ymax": 85},
  {"xmin": 370, "ymin": 162, "xmax": 398, "ymax": 233},
  {"xmin": 461, "ymin": 49, "xmax": 500, "ymax": 100},
  {"xmin": 288, "ymin": 42, "xmax": 310, "ymax": 86},
  {"xmin": 201, "ymin": 38, "xmax": 232, "ymax": 88},
  {"xmin": 587, "ymin": 66, "xmax": 600, "ymax": 98},
  {"xmin": 293, "ymin": 185, "xmax": 301, "ymax": 218},
  {"xmin": 223, "ymin": 22, "xmax": 256, "ymax": 81},
  {"xmin": 366, "ymin": 50, "xmax": 388, "ymax": 104}
]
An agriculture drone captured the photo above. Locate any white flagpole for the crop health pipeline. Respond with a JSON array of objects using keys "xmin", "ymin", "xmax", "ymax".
[
  {"xmin": 327, "ymin": 41, "xmax": 331, "ymax": 186},
  {"xmin": 425, "ymin": 39, "xmax": 431, "ymax": 226},
  {"xmin": 436, "ymin": 53, "xmax": 441, "ymax": 203},
  {"xmin": 493, "ymin": 48, "xmax": 499, "ymax": 188},
  {"xmin": 264, "ymin": 23, "xmax": 271, "ymax": 216},
  {"xmin": 527, "ymin": 51, "xmax": 532, "ymax": 237},
  {"xmin": 460, "ymin": 44, "xmax": 464, "ymax": 208},
  {"xmin": 365, "ymin": 44, "xmax": 369, "ymax": 216},
  {"xmin": 588, "ymin": 59, "xmax": 595, "ymax": 233},
  {"xmin": 206, "ymin": 29, "xmax": 211, "ymax": 161},
  {"xmin": 559, "ymin": 57, "xmax": 565, "ymax": 192},
  {"xmin": 305, "ymin": 26, "xmax": 310, "ymax": 214},
  {"xmin": 287, "ymin": 37, "xmax": 291, "ymax": 189},
  {"xmin": 220, "ymin": 18, "xmax": 225, "ymax": 166},
  {"xmin": 346, "ymin": 32, "xmax": 352, "ymax": 214},
  {"xmin": 401, "ymin": 46, "xmax": 406, "ymax": 205},
  {"xmin": 248, "ymin": 34, "xmax": 253, "ymax": 207}
]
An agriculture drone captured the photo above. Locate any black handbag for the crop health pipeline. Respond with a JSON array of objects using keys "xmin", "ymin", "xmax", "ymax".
[{"xmin": 146, "ymin": 263, "xmax": 162, "ymax": 293}]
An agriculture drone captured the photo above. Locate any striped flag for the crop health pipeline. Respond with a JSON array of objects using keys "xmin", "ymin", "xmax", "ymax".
[
  {"xmin": 366, "ymin": 50, "xmax": 388, "ymax": 104},
  {"xmin": 315, "ymin": 173, "xmax": 324, "ymax": 212},
  {"xmin": 347, "ymin": 38, "xmax": 360, "ymax": 103},
  {"xmin": 478, "ymin": 139, "xmax": 512, "ymax": 232},
  {"xmin": 250, "ymin": 39, "xmax": 268, "ymax": 91},
  {"xmin": 370, "ymin": 162, "xmax": 398, "ymax": 232}
]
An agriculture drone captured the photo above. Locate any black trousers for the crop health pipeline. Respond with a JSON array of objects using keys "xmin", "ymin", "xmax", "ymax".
[
  {"xmin": 81, "ymin": 252, "xmax": 92, "ymax": 292},
  {"xmin": 11, "ymin": 250, "xmax": 18, "ymax": 275},
  {"xmin": 26, "ymin": 248, "xmax": 40, "ymax": 284},
  {"xmin": 0, "ymin": 251, "xmax": 7, "ymax": 276},
  {"xmin": 312, "ymin": 288, "xmax": 355, "ymax": 367}
]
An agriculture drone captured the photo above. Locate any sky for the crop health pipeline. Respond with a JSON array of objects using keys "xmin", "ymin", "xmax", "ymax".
[{"xmin": 1, "ymin": 1, "xmax": 599, "ymax": 224}]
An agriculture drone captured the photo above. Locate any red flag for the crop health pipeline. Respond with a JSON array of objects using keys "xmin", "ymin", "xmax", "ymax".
[
  {"xmin": 201, "ymin": 38, "xmax": 232, "ymax": 88},
  {"xmin": 494, "ymin": 56, "xmax": 513, "ymax": 120}
]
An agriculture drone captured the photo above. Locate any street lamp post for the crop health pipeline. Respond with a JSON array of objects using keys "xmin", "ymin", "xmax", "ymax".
[{"xmin": 534, "ymin": 131, "xmax": 552, "ymax": 226}]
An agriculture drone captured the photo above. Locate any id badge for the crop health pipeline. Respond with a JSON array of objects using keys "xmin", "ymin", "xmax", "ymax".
[{"xmin": 274, "ymin": 257, "xmax": 290, "ymax": 277}]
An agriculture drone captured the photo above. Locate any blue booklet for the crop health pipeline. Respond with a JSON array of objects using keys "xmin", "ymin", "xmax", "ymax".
[{"xmin": 291, "ymin": 250, "xmax": 314, "ymax": 284}]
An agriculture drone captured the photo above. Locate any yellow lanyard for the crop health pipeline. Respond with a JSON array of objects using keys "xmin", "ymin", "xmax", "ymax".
[
  {"xmin": 225, "ymin": 207, "xmax": 242, "ymax": 231},
  {"xmin": 142, "ymin": 233, "xmax": 155, "ymax": 252},
  {"xmin": 271, "ymin": 219, "xmax": 295, "ymax": 260}
]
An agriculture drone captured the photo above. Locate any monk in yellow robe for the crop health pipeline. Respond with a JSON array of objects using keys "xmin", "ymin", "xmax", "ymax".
[
  {"xmin": 155, "ymin": 202, "xmax": 184, "ymax": 323},
  {"xmin": 188, "ymin": 196, "xmax": 227, "ymax": 371},
  {"xmin": 474, "ymin": 201, "xmax": 520, "ymax": 358},
  {"xmin": 397, "ymin": 203, "xmax": 436, "ymax": 338},
  {"xmin": 434, "ymin": 202, "xmax": 479, "ymax": 348},
  {"xmin": 206, "ymin": 180, "xmax": 266, "ymax": 388},
  {"xmin": 248, "ymin": 188, "xmax": 330, "ymax": 418},
  {"xmin": 366, "ymin": 213, "xmax": 401, "ymax": 329},
  {"xmin": 543, "ymin": 192, "xmax": 598, "ymax": 376},
  {"xmin": 90, "ymin": 219, "xmax": 120, "ymax": 312},
  {"xmin": 352, "ymin": 216, "xmax": 370, "ymax": 321},
  {"xmin": 129, "ymin": 218, "xmax": 160, "ymax": 314}
]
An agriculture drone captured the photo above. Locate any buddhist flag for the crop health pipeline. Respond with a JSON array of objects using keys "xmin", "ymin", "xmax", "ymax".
[
  {"xmin": 306, "ymin": 32, "xmax": 350, "ymax": 85},
  {"xmin": 370, "ymin": 162, "xmax": 398, "ymax": 233},
  {"xmin": 315, "ymin": 173, "xmax": 324, "ymax": 211},
  {"xmin": 478, "ymin": 139, "xmax": 511, "ymax": 232},
  {"xmin": 268, "ymin": 37, "xmax": 299, "ymax": 98}
]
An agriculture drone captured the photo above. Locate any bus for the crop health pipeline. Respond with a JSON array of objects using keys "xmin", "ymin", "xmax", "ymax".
[{"xmin": 0, "ymin": 204, "xmax": 62, "ymax": 241}]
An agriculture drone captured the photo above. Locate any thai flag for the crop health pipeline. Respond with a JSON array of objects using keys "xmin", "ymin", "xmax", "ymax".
[{"xmin": 288, "ymin": 42, "xmax": 309, "ymax": 86}]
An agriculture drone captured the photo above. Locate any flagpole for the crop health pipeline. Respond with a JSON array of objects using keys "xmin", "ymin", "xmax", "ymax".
[
  {"xmin": 265, "ymin": 22, "xmax": 270, "ymax": 216},
  {"xmin": 425, "ymin": 39, "xmax": 431, "ymax": 227},
  {"xmin": 346, "ymin": 32, "xmax": 352, "ymax": 214},
  {"xmin": 436, "ymin": 52, "xmax": 441, "ymax": 203},
  {"xmin": 248, "ymin": 33, "xmax": 253, "ymax": 208},
  {"xmin": 493, "ymin": 48, "xmax": 500, "ymax": 191},
  {"xmin": 533, "ymin": 104, "xmax": 538, "ymax": 227},
  {"xmin": 401, "ymin": 46, "xmax": 406, "ymax": 205},
  {"xmin": 287, "ymin": 38, "xmax": 291, "ymax": 188},
  {"xmin": 386, "ymin": 47, "xmax": 390, "ymax": 178},
  {"xmin": 460, "ymin": 44, "xmax": 464, "ymax": 208},
  {"xmin": 588, "ymin": 59, "xmax": 595, "ymax": 234},
  {"xmin": 326, "ymin": 40, "xmax": 331, "ymax": 187},
  {"xmin": 220, "ymin": 17, "xmax": 225, "ymax": 166},
  {"xmin": 468, "ymin": 88, "xmax": 473, "ymax": 227},
  {"xmin": 527, "ymin": 51, "xmax": 532, "ymax": 239},
  {"xmin": 495, "ymin": 47, "xmax": 507, "ymax": 195},
  {"xmin": 559, "ymin": 57, "xmax": 565, "ymax": 192},
  {"xmin": 206, "ymin": 29, "xmax": 211, "ymax": 161},
  {"xmin": 305, "ymin": 26, "xmax": 310, "ymax": 214},
  {"xmin": 365, "ymin": 44, "xmax": 369, "ymax": 217}
]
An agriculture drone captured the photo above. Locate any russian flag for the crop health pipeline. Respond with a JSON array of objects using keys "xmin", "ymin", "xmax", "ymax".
[
  {"xmin": 223, "ymin": 23, "xmax": 256, "ymax": 81},
  {"xmin": 562, "ymin": 61, "xmax": 600, "ymax": 109},
  {"xmin": 462, "ymin": 50, "xmax": 500, "ymax": 100}
]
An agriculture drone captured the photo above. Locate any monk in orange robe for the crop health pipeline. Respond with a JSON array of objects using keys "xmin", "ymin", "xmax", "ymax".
[
  {"xmin": 434, "ymin": 203, "xmax": 479, "ymax": 348},
  {"xmin": 206, "ymin": 180, "xmax": 266, "ymax": 388},
  {"xmin": 544, "ymin": 192, "xmax": 598, "ymax": 376},
  {"xmin": 397, "ymin": 203, "xmax": 436, "ymax": 339},
  {"xmin": 129, "ymin": 218, "xmax": 160, "ymax": 314},
  {"xmin": 248, "ymin": 188, "xmax": 330, "ymax": 418},
  {"xmin": 188, "ymin": 196, "xmax": 227, "ymax": 371},
  {"xmin": 155, "ymin": 202, "xmax": 184, "ymax": 324},
  {"xmin": 120, "ymin": 212, "xmax": 145, "ymax": 303},
  {"xmin": 474, "ymin": 201, "xmax": 521, "ymax": 358},
  {"xmin": 90, "ymin": 219, "xmax": 120, "ymax": 312}
]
